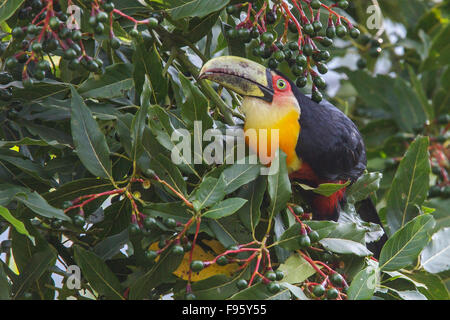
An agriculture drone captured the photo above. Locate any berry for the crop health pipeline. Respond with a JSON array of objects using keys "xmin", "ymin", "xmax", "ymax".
[
  {"xmin": 34, "ymin": 69, "xmax": 45, "ymax": 81},
  {"xmin": 31, "ymin": 42, "xmax": 43, "ymax": 53},
  {"xmin": 317, "ymin": 62, "xmax": 328, "ymax": 74},
  {"xmin": 313, "ymin": 75, "xmax": 326, "ymax": 90},
  {"xmin": 216, "ymin": 256, "xmax": 229, "ymax": 266},
  {"xmin": 72, "ymin": 215, "xmax": 85, "ymax": 228},
  {"xmin": 261, "ymin": 32, "xmax": 275, "ymax": 45},
  {"xmin": 313, "ymin": 20, "xmax": 323, "ymax": 32},
  {"xmin": 296, "ymin": 55, "xmax": 307, "ymax": 68},
  {"xmin": 359, "ymin": 34, "xmax": 371, "ymax": 45},
  {"xmin": 303, "ymin": 23, "xmax": 315, "ymax": 36},
  {"xmin": 268, "ymin": 58, "xmax": 278, "ymax": 69},
  {"xmin": 95, "ymin": 23, "xmax": 105, "ymax": 35},
  {"xmin": 311, "ymin": 0, "xmax": 322, "ymax": 10},
  {"xmin": 59, "ymin": 27, "xmax": 71, "ymax": 39},
  {"xmin": 289, "ymin": 21, "xmax": 298, "ymax": 33},
  {"xmin": 63, "ymin": 48, "xmax": 77, "ymax": 60},
  {"xmin": 27, "ymin": 24, "xmax": 38, "ymax": 35},
  {"xmin": 68, "ymin": 59, "xmax": 81, "ymax": 70},
  {"xmin": 49, "ymin": 16, "xmax": 60, "ymax": 30},
  {"xmin": 326, "ymin": 288, "xmax": 339, "ymax": 299},
  {"xmin": 236, "ymin": 279, "xmax": 248, "ymax": 290},
  {"xmin": 102, "ymin": 2, "xmax": 115, "ymax": 13},
  {"xmin": 267, "ymin": 282, "xmax": 281, "ymax": 294},
  {"xmin": 298, "ymin": 234, "xmax": 311, "ymax": 248},
  {"xmin": 296, "ymin": 76, "xmax": 307, "ymax": 88},
  {"xmin": 288, "ymin": 41, "xmax": 298, "ymax": 51},
  {"xmin": 308, "ymin": 230, "xmax": 320, "ymax": 243},
  {"xmin": 260, "ymin": 46, "xmax": 272, "ymax": 59},
  {"xmin": 143, "ymin": 217, "xmax": 157, "ymax": 229},
  {"xmin": 350, "ymin": 28, "xmax": 361, "ymax": 39},
  {"xmin": 320, "ymin": 37, "xmax": 333, "ymax": 47},
  {"xmin": 226, "ymin": 28, "xmax": 238, "ymax": 39},
  {"xmin": 326, "ymin": 26, "xmax": 336, "ymax": 38},
  {"xmin": 43, "ymin": 38, "xmax": 58, "ymax": 52},
  {"xmin": 89, "ymin": 15, "xmax": 98, "ymax": 27},
  {"xmin": 330, "ymin": 273, "xmax": 344, "ymax": 287},
  {"xmin": 357, "ymin": 58, "xmax": 367, "ymax": 69},
  {"xmin": 250, "ymin": 27, "xmax": 260, "ymax": 39},
  {"xmin": 266, "ymin": 271, "xmax": 277, "ymax": 281},
  {"xmin": 190, "ymin": 260, "xmax": 204, "ymax": 272},
  {"xmin": 71, "ymin": 30, "xmax": 82, "ymax": 41},
  {"xmin": 292, "ymin": 65, "xmax": 304, "ymax": 77},
  {"xmin": 274, "ymin": 50, "xmax": 285, "ymax": 62},
  {"xmin": 312, "ymin": 285, "xmax": 325, "ymax": 297},
  {"xmin": 266, "ymin": 11, "xmax": 277, "ymax": 25},
  {"xmin": 311, "ymin": 88, "xmax": 323, "ymax": 102},
  {"xmin": 275, "ymin": 270, "xmax": 284, "ymax": 281},
  {"xmin": 128, "ymin": 223, "xmax": 141, "ymax": 236},
  {"xmin": 338, "ymin": 0, "xmax": 349, "ymax": 9},
  {"xmin": 148, "ymin": 17, "xmax": 159, "ymax": 28},
  {"xmin": 97, "ymin": 11, "xmax": 109, "ymax": 23},
  {"xmin": 320, "ymin": 50, "xmax": 331, "ymax": 61},
  {"xmin": 172, "ymin": 245, "xmax": 184, "ymax": 255},
  {"xmin": 369, "ymin": 47, "xmax": 382, "ymax": 58},
  {"xmin": 238, "ymin": 28, "xmax": 251, "ymax": 42},
  {"xmin": 336, "ymin": 24, "xmax": 348, "ymax": 38},
  {"xmin": 226, "ymin": 5, "xmax": 236, "ymax": 15},
  {"xmin": 164, "ymin": 217, "xmax": 177, "ymax": 228},
  {"xmin": 226, "ymin": 245, "xmax": 239, "ymax": 257},
  {"xmin": 12, "ymin": 27, "xmax": 25, "ymax": 38},
  {"xmin": 87, "ymin": 60, "xmax": 100, "ymax": 72},
  {"xmin": 303, "ymin": 43, "xmax": 313, "ymax": 56}
]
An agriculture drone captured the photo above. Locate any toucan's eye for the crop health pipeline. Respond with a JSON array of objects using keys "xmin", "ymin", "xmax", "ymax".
[{"xmin": 276, "ymin": 79, "xmax": 287, "ymax": 90}]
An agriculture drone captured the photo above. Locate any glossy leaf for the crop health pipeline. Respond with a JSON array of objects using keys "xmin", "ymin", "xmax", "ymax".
[{"xmin": 421, "ymin": 227, "xmax": 450, "ymax": 274}]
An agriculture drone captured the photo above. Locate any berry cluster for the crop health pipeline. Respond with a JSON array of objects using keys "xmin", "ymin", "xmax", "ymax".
[
  {"xmin": 225, "ymin": 0, "xmax": 360, "ymax": 102},
  {"xmin": 1, "ymin": 0, "xmax": 162, "ymax": 89}
]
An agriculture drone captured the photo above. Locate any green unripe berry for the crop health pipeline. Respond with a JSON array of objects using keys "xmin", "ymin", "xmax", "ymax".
[
  {"xmin": 289, "ymin": 21, "xmax": 298, "ymax": 34},
  {"xmin": 303, "ymin": 43, "xmax": 313, "ymax": 56},
  {"xmin": 313, "ymin": 285, "xmax": 325, "ymax": 297},
  {"xmin": 317, "ymin": 62, "xmax": 328, "ymax": 74},
  {"xmin": 326, "ymin": 288, "xmax": 339, "ymax": 299},
  {"xmin": 34, "ymin": 69, "xmax": 45, "ymax": 80},
  {"xmin": 238, "ymin": 28, "xmax": 251, "ymax": 42},
  {"xmin": 95, "ymin": 23, "xmax": 105, "ymax": 35},
  {"xmin": 338, "ymin": 0, "xmax": 349, "ymax": 9},
  {"xmin": 27, "ymin": 24, "xmax": 38, "ymax": 35},
  {"xmin": 226, "ymin": 245, "xmax": 239, "ymax": 257},
  {"xmin": 63, "ymin": 48, "xmax": 77, "ymax": 60},
  {"xmin": 172, "ymin": 245, "xmax": 184, "ymax": 255},
  {"xmin": 313, "ymin": 75, "xmax": 326, "ymax": 90},
  {"xmin": 190, "ymin": 260, "xmax": 204, "ymax": 272},
  {"xmin": 310, "ymin": 0, "xmax": 322, "ymax": 9},
  {"xmin": 236, "ymin": 279, "xmax": 248, "ymax": 290},
  {"xmin": 308, "ymin": 230, "xmax": 320, "ymax": 243},
  {"xmin": 261, "ymin": 32, "xmax": 275, "ymax": 45},
  {"xmin": 31, "ymin": 42, "xmax": 43, "ymax": 53},
  {"xmin": 128, "ymin": 223, "xmax": 141, "ymax": 236},
  {"xmin": 266, "ymin": 271, "xmax": 277, "ymax": 281},
  {"xmin": 296, "ymin": 76, "xmax": 307, "ymax": 88},
  {"xmin": 164, "ymin": 218, "xmax": 177, "ymax": 228},
  {"xmin": 71, "ymin": 30, "xmax": 82, "ymax": 41},
  {"xmin": 226, "ymin": 5, "xmax": 236, "ymax": 15},
  {"xmin": 250, "ymin": 27, "xmax": 260, "ymax": 39},
  {"xmin": 320, "ymin": 37, "xmax": 333, "ymax": 47},
  {"xmin": 268, "ymin": 58, "xmax": 278, "ymax": 69},
  {"xmin": 350, "ymin": 28, "xmax": 360, "ymax": 39},
  {"xmin": 102, "ymin": 2, "xmax": 115, "ymax": 13},
  {"xmin": 312, "ymin": 88, "xmax": 323, "ymax": 103},
  {"xmin": 68, "ymin": 58, "xmax": 81, "ymax": 70},
  {"xmin": 320, "ymin": 50, "xmax": 330, "ymax": 61},
  {"xmin": 87, "ymin": 60, "xmax": 100, "ymax": 72},
  {"xmin": 59, "ymin": 27, "xmax": 71, "ymax": 39},
  {"xmin": 292, "ymin": 65, "xmax": 304, "ymax": 76},
  {"xmin": 357, "ymin": 58, "xmax": 367, "ymax": 69},
  {"xmin": 313, "ymin": 20, "xmax": 323, "ymax": 32},
  {"xmin": 89, "ymin": 15, "xmax": 98, "ymax": 27},
  {"xmin": 326, "ymin": 26, "xmax": 336, "ymax": 38},
  {"xmin": 129, "ymin": 28, "xmax": 139, "ymax": 38},
  {"xmin": 226, "ymin": 28, "xmax": 238, "ymax": 39},
  {"xmin": 143, "ymin": 217, "xmax": 157, "ymax": 229},
  {"xmin": 6, "ymin": 57, "xmax": 18, "ymax": 70},
  {"xmin": 330, "ymin": 273, "xmax": 344, "ymax": 287},
  {"xmin": 216, "ymin": 256, "xmax": 229, "ymax": 266},
  {"xmin": 298, "ymin": 234, "xmax": 311, "ymax": 248},
  {"xmin": 369, "ymin": 47, "xmax": 382, "ymax": 57},
  {"xmin": 274, "ymin": 50, "xmax": 285, "ymax": 62},
  {"xmin": 97, "ymin": 11, "xmax": 109, "ymax": 23},
  {"xmin": 144, "ymin": 250, "xmax": 157, "ymax": 261},
  {"xmin": 336, "ymin": 24, "xmax": 348, "ymax": 38},
  {"xmin": 49, "ymin": 16, "xmax": 60, "ymax": 30},
  {"xmin": 288, "ymin": 41, "xmax": 298, "ymax": 51},
  {"xmin": 303, "ymin": 23, "xmax": 315, "ymax": 36},
  {"xmin": 12, "ymin": 27, "xmax": 25, "ymax": 38},
  {"xmin": 148, "ymin": 17, "xmax": 159, "ymax": 28},
  {"xmin": 296, "ymin": 55, "xmax": 307, "ymax": 68},
  {"xmin": 275, "ymin": 270, "xmax": 284, "ymax": 281},
  {"xmin": 293, "ymin": 206, "xmax": 304, "ymax": 215},
  {"xmin": 22, "ymin": 77, "xmax": 34, "ymax": 89}
]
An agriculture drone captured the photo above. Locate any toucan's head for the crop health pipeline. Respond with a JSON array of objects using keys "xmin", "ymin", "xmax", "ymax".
[
  {"xmin": 199, "ymin": 56, "xmax": 300, "ymax": 119},
  {"xmin": 199, "ymin": 56, "xmax": 302, "ymax": 171}
]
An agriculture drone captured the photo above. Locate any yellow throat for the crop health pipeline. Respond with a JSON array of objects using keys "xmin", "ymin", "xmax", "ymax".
[{"xmin": 241, "ymin": 96, "xmax": 302, "ymax": 173}]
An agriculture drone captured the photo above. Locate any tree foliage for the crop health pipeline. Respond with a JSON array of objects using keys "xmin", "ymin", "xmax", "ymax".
[{"xmin": 0, "ymin": 0, "xmax": 449, "ymax": 300}]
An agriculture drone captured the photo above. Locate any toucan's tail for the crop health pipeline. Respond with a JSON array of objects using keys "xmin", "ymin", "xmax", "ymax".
[{"xmin": 356, "ymin": 198, "xmax": 388, "ymax": 259}]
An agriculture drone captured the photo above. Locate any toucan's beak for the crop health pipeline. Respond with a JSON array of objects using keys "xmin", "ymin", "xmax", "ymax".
[{"xmin": 199, "ymin": 56, "xmax": 274, "ymax": 102}]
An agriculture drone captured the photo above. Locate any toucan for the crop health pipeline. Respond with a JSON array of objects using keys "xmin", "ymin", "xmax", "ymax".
[{"xmin": 199, "ymin": 56, "xmax": 386, "ymax": 254}]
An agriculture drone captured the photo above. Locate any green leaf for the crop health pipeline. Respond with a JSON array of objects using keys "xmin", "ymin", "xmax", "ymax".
[
  {"xmin": 93, "ymin": 228, "xmax": 129, "ymax": 261},
  {"xmin": 407, "ymin": 65, "xmax": 434, "ymax": 121},
  {"xmin": 0, "ymin": 263, "xmax": 10, "ymax": 300},
  {"xmin": 385, "ymin": 136, "xmax": 430, "ymax": 234},
  {"xmin": 422, "ymin": 24, "xmax": 450, "ymax": 71},
  {"xmin": 169, "ymin": 0, "xmax": 230, "ymax": 20},
  {"xmin": 379, "ymin": 214, "xmax": 435, "ymax": 271},
  {"xmin": 406, "ymin": 271, "xmax": 450, "ymax": 300},
  {"xmin": 190, "ymin": 269, "xmax": 248, "ymax": 300},
  {"xmin": 194, "ymin": 176, "xmax": 226, "ymax": 209},
  {"xmin": 346, "ymin": 172, "xmax": 382, "ymax": 203},
  {"xmin": 0, "ymin": 206, "xmax": 34, "ymax": 242},
  {"xmin": 0, "ymin": 0, "xmax": 25, "ymax": 23},
  {"xmin": 267, "ymin": 151, "xmax": 291, "ymax": 220},
  {"xmin": 221, "ymin": 163, "xmax": 261, "ymax": 194},
  {"xmin": 297, "ymin": 181, "xmax": 350, "ymax": 197},
  {"xmin": 12, "ymin": 246, "xmax": 57, "ymax": 299},
  {"xmin": 15, "ymin": 191, "xmax": 71, "ymax": 222},
  {"xmin": 319, "ymin": 238, "xmax": 373, "ymax": 257},
  {"xmin": 70, "ymin": 86, "xmax": 112, "ymax": 180},
  {"xmin": 228, "ymin": 282, "xmax": 291, "ymax": 300},
  {"xmin": 421, "ymin": 227, "xmax": 450, "ymax": 274},
  {"xmin": 277, "ymin": 253, "xmax": 317, "ymax": 284},
  {"xmin": 202, "ymin": 198, "xmax": 247, "ymax": 219},
  {"xmin": 150, "ymin": 154, "xmax": 187, "ymax": 196},
  {"xmin": 73, "ymin": 245, "xmax": 124, "ymax": 300},
  {"xmin": 128, "ymin": 248, "xmax": 183, "ymax": 300},
  {"xmin": 130, "ymin": 77, "xmax": 150, "ymax": 161},
  {"xmin": 237, "ymin": 176, "xmax": 266, "ymax": 232},
  {"xmin": 78, "ymin": 63, "xmax": 133, "ymax": 99},
  {"xmin": 347, "ymin": 266, "xmax": 379, "ymax": 300}
]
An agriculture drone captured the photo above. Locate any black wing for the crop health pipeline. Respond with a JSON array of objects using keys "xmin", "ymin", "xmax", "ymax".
[{"xmin": 293, "ymin": 90, "xmax": 366, "ymax": 182}]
